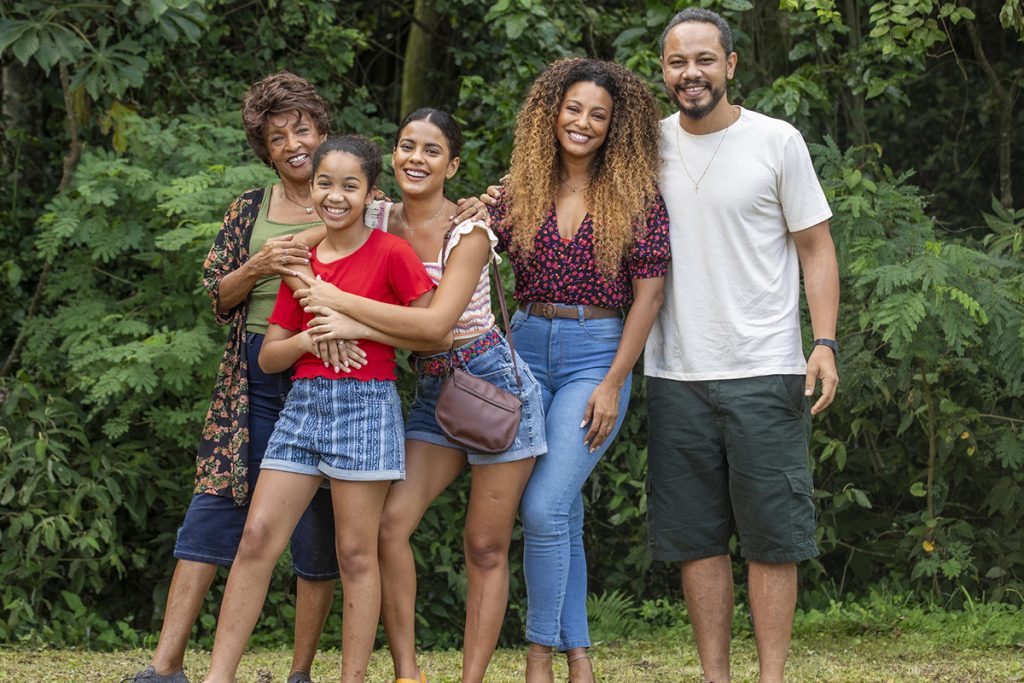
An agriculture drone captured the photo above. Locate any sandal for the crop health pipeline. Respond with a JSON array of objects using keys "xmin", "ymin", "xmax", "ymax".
[
  {"xmin": 395, "ymin": 672, "xmax": 427, "ymax": 683},
  {"xmin": 566, "ymin": 650, "xmax": 594, "ymax": 683}
]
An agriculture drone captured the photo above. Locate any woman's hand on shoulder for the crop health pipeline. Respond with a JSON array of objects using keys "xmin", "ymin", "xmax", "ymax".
[
  {"xmin": 453, "ymin": 196, "xmax": 490, "ymax": 225},
  {"xmin": 246, "ymin": 234, "xmax": 311, "ymax": 279}
]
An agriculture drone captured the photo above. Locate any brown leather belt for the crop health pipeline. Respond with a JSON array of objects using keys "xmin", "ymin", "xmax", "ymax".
[{"xmin": 525, "ymin": 302, "xmax": 621, "ymax": 320}]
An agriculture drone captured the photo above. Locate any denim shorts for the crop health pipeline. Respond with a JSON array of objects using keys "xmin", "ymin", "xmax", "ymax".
[
  {"xmin": 646, "ymin": 375, "xmax": 819, "ymax": 564},
  {"xmin": 406, "ymin": 332, "xmax": 547, "ymax": 465},
  {"xmin": 174, "ymin": 332, "xmax": 339, "ymax": 580},
  {"xmin": 262, "ymin": 377, "xmax": 405, "ymax": 481}
]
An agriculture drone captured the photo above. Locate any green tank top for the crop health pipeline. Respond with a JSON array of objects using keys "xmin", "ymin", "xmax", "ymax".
[{"xmin": 245, "ymin": 186, "xmax": 323, "ymax": 335}]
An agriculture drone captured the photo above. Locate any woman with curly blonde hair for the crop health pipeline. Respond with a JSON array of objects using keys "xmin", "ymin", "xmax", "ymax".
[{"xmin": 483, "ymin": 57, "xmax": 670, "ymax": 682}]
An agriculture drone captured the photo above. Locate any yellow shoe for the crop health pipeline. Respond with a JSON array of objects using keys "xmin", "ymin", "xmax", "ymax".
[{"xmin": 394, "ymin": 672, "xmax": 426, "ymax": 683}]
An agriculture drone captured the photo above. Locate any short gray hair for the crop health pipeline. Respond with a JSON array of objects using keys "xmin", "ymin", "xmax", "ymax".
[{"xmin": 660, "ymin": 8, "xmax": 734, "ymax": 56}]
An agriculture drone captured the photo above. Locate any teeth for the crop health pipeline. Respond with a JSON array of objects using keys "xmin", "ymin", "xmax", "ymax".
[
  {"xmin": 323, "ymin": 206, "xmax": 348, "ymax": 216},
  {"xmin": 567, "ymin": 131, "xmax": 590, "ymax": 143},
  {"xmin": 405, "ymin": 169, "xmax": 427, "ymax": 178},
  {"xmin": 288, "ymin": 154, "xmax": 308, "ymax": 164}
]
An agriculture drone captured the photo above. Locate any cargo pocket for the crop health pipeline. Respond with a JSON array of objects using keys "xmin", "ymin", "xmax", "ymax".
[{"xmin": 785, "ymin": 468, "xmax": 816, "ymax": 542}]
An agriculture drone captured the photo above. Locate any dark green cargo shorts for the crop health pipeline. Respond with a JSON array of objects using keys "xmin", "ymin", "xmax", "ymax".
[{"xmin": 646, "ymin": 375, "xmax": 819, "ymax": 564}]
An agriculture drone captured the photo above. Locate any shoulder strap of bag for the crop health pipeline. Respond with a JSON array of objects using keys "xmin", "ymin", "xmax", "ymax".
[{"xmin": 440, "ymin": 223, "xmax": 522, "ymax": 390}]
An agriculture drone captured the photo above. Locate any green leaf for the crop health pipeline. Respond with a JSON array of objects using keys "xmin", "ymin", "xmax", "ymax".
[
  {"xmin": 10, "ymin": 30, "xmax": 39, "ymax": 66},
  {"xmin": 909, "ymin": 481, "xmax": 927, "ymax": 497}
]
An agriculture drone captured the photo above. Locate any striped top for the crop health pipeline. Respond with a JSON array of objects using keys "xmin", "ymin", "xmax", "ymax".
[{"xmin": 370, "ymin": 201, "xmax": 498, "ymax": 340}]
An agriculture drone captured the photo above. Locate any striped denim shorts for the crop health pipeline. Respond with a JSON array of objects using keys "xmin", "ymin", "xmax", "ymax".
[{"xmin": 262, "ymin": 377, "xmax": 405, "ymax": 481}]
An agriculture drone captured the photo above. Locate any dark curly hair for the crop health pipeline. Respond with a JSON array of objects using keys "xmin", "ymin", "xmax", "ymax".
[
  {"xmin": 312, "ymin": 135, "xmax": 383, "ymax": 189},
  {"xmin": 503, "ymin": 58, "xmax": 660, "ymax": 276},
  {"xmin": 241, "ymin": 71, "xmax": 330, "ymax": 165}
]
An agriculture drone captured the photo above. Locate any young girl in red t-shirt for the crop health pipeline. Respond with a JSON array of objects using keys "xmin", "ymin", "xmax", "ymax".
[{"xmin": 201, "ymin": 135, "xmax": 436, "ymax": 683}]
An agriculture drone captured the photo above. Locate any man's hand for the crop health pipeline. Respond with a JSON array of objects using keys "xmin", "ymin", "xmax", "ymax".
[{"xmin": 805, "ymin": 344, "xmax": 838, "ymax": 415}]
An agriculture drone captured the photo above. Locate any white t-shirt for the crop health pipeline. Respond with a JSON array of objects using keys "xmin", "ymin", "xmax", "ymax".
[{"xmin": 644, "ymin": 108, "xmax": 832, "ymax": 381}]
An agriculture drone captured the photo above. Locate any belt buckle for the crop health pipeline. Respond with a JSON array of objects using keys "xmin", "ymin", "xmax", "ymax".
[{"xmin": 542, "ymin": 303, "xmax": 556, "ymax": 319}]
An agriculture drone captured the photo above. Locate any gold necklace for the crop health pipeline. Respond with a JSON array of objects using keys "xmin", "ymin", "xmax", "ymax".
[
  {"xmin": 674, "ymin": 109, "xmax": 736, "ymax": 194},
  {"xmin": 561, "ymin": 178, "xmax": 587, "ymax": 194},
  {"xmin": 278, "ymin": 185, "xmax": 314, "ymax": 214},
  {"xmin": 398, "ymin": 198, "xmax": 448, "ymax": 233}
]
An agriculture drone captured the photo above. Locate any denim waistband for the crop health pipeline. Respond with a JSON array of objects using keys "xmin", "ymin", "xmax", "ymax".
[{"xmin": 413, "ymin": 327, "xmax": 501, "ymax": 377}]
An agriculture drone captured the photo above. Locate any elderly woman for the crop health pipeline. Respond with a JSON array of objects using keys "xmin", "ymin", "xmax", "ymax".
[
  {"xmin": 484, "ymin": 58, "xmax": 669, "ymax": 683},
  {"xmin": 124, "ymin": 71, "xmax": 338, "ymax": 683}
]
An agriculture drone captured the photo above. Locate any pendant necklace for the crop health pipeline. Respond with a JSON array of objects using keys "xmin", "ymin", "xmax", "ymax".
[
  {"xmin": 279, "ymin": 185, "xmax": 314, "ymax": 214},
  {"xmin": 561, "ymin": 177, "xmax": 587, "ymax": 194},
  {"xmin": 398, "ymin": 198, "xmax": 448, "ymax": 234},
  {"xmin": 674, "ymin": 107, "xmax": 737, "ymax": 194}
]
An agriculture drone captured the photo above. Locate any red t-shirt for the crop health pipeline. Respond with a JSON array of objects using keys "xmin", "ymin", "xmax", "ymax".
[{"xmin": 268, "ymin": 229, "xmax": 434, "ymax": 381}]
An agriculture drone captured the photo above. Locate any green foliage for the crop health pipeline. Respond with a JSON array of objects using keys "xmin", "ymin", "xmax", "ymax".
[{"xmin": 1, "ymin": 0, "xmax": 1022, "ymax": 651}]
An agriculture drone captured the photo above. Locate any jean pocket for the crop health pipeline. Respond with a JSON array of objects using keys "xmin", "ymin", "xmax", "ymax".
[
  {"xmin": 581, "ymin": 316, "xmax": 623, "ymax": 342},
  {"xmin": 508, "ymin": 308, "xmax": 528, "ymax": 334}
]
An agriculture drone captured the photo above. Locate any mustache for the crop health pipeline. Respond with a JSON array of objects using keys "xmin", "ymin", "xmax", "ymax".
[{"xmin": 676, "ymin": 80, "xmax": 711, "ymax": 91}]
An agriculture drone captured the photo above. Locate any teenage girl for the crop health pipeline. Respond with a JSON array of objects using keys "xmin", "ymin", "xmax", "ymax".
[
  {"xmin": 200, "ymin": 135, "xmax": 439, "ymax": 683},
  {"xmin": 292, "ymin": 108, "xmax": 547, "ymax": 683}
]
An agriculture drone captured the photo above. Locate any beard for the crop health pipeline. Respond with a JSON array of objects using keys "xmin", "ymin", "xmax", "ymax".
[{"xmin": 669, "ymin": 79, "xmax": 727, "ymax": 120}]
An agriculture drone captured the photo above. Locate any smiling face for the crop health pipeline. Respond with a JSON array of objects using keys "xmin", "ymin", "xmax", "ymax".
[
  {"xmin": 264, "ymin": 110, "xmax": 327, "ymax": 183},
  {"xmin": 310, "ymin": 150, "xmax": 374, "ymax": 231},
  {"xmin": 555, "ymin": 81, "xmax": 613, "ymax": 165},
  {"xmin": 661, "ymin": 21, "xmax": 736, "ymax": 121},
  {"xmin": 392, "ymin": 119, "xmax": 459, "ymax": 198}
]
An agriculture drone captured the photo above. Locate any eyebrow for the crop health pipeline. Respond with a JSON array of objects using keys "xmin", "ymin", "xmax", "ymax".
[{"xmin": 400, "ymin": 137, "xmax": 444, "ymax": 149}]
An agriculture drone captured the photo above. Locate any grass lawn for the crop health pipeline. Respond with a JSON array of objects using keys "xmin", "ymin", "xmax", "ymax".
[{"xmin": 3, "ymin": 626, "xmax": 1022, "ymax": 683}]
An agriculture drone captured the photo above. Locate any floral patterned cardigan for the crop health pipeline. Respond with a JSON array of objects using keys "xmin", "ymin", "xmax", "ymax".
[{"xmin": 194, "ymin": 187, "xmax": 266, "ymax": 504}]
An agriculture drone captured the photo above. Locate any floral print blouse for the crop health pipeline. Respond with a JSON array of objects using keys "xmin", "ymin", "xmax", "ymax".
[
  {"xmin": 487, "ymin": 187, "xmax": 671, "ymax": 309},
  {"xmin": 194, "ymin": 187, "xmax": 265, "ymax": 504}
]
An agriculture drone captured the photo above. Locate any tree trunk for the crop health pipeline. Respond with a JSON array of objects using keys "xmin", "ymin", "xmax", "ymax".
[
  {"xmin": 400, "ymin": 0, "xmax": 439, "ymax": 119},
  {"xmin": 966, "ymin": 18, "xmax": 1016, "ymax": 208}
]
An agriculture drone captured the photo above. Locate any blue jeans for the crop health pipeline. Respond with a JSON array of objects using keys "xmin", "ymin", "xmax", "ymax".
[{"xmin": 509, "ymin": 306, "xmax": 632, "ymax": 650}]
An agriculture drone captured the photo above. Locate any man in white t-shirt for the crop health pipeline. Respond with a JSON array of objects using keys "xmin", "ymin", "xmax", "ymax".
[{"xmin": 644, "ymin": 8, "xmax": 839, "ymax": 683}]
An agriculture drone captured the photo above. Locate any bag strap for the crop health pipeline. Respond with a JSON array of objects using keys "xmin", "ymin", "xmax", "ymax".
[{"xmin": 440, "ymin": 222, "xmax": 522, "ymax": 390}]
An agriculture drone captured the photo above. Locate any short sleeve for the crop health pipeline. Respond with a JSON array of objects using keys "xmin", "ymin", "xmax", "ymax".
[
  {"xmin": 627, "ymin": 192, "xmax": 672, "ymax": 280},
  {"xmin": 486, "ymin": 184, "xmax": 511, "ymax": 253},
  {"xmin": 387, "ymin": 240, "xmax": 436, "ymax": 305},
  {"xmin": 442, "ymin": 219, "xmax": 501, "ymax": 266},
  {"xmin": 779, "ymin": 132, "xmax": 832, "ymax": 232},
  {"xmin": 365, "ymin": 199, "xmax": 392, "ymax": 231},
  {"xmin": 267, "ymin": 281, "xmax": 304, "ymax": 331}
]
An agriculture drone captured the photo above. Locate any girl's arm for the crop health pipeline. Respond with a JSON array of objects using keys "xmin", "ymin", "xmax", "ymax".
[
  {"xmin": 294, "ymin": 227, "xmax": 491, "ymax": 344},
  {"xmin": 581, "ymin": 276, "xmax": 666, "ymax": 452},
  {"xmin": 306, "ymin": 289, "xmax": 453, "ymax": 354},
  {"xmin": 258, "ymin": 322, "xmax": 315, "ymax": 374},
  {"xmin": 278, "ymin": 223, "xmax": 326, "ymax": 293}
]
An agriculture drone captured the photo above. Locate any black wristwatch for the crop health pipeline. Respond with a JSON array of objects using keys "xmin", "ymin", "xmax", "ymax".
[{"xmin": 812, "ymin": 338, "xmax": 839, "ymax": 356}]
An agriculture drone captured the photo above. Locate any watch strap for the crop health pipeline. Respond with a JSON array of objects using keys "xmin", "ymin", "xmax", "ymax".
[{"xmin": 812, "ymin": 338, "xmax": 839, "ymax": 355}]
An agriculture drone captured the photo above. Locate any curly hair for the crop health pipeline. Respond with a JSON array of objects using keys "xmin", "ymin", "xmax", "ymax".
[
  {"xmin": 504, "ymin": 58, "xmax": 661, "ymax": 277},
  {"xmin": 241, "ymin": 71, "xmax": 331, "ymax": 165}
]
